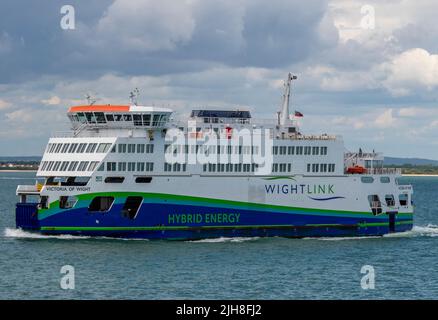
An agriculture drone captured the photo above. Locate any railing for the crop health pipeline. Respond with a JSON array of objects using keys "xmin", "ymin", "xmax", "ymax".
[
  {"xmin": 16, "ymin": 184, "xmax": 40, "ymax": 194},
  {"xmin": 345, "ymin": 167, "xmax": 402, "ymax": 175}
]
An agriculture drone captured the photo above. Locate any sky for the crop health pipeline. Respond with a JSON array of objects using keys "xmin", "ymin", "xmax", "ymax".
[{"xmin": 1, "ymin": 0, "xmax": 438, "ymax": 158}]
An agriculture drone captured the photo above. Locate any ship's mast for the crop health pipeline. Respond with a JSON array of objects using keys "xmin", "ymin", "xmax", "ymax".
[{"xmin": 279, "ymin": 73, "xmax": 297, "ymax": 126}]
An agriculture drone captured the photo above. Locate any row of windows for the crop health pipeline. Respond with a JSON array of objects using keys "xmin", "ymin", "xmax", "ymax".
[
  {"xmin": 164, "ymin": 163, "xmax": 188, "ymax": 172},
  {"xmin": 273, "ymin": 146, "xmax": 328, "ymax": 156},
  {"xmin": 61, "ymin": 195, "xmax": 147, "ymax": 220},
  {"xmin": 69, "ymin": 112, "xmax": 169, "ymax": 127},
  {"xmin": 368, "ymin": 194, "xmax": 410, "ymax": 215},
  {"xmin": 306, "ymin": 163, "xmax": 336, "ymax": 173},
  {"xmin": 104, "ymin": 162, "xmax": 154, "ymax": 172},
  {"xmin": 202, "ymin": 163, "xmax": 260, "ymax": 173},
  {"xmin": 164, "ymin": 144, "xmax": 328, "ymax": 156},
  {"xmin": 361, "ymin": 176, "xmax": 391, "ymax": 184},
  {"xmin": 47, "ymin": 143, "xmax": 112, "ymax": 154},
  {"xmin": 114, "ymin": 143, "xmax": 154, "ymax": 154},
  {"xmin": 41, "ymin": 161, "xmax": 99, "ymax": 172},
  {"xmin": 165, "ymin": 144, "xmax": 259, "ymax": 155}
]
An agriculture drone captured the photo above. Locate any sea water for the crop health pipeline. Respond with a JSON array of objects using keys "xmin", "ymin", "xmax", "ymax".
[{"xmin": 1, "ymin": 171, "xmax": 437, "ymax": 299}]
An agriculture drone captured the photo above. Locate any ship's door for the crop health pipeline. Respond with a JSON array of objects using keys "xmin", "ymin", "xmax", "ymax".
[{"xmin": 388, "ymin": 212, "xmax": 396, "ymax": 233}]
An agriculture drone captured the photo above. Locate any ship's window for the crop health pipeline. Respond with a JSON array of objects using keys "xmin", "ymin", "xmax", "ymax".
[
  {"xmin": 118, "ymin": 144, "xmax": 127, "ymax": 153},
  {"xmin": 128, "ymin": 162, "xmax": 136, "ymax": 171},
  {"xmin": 106, "ymin": 114, "xmax": 114, "ymax": 122},
  {"xmin": 118, "ymin": 162, "xmax": 127, "ymax": 171},
  {"xmin": 127, "ymin": 144, "xmax": 135, "ymax": 153},
  {"xmin": 272, "ymin": 163, "xmax": 278, "ymax": 172},
  {"xmin": 328, "ymin": 164, "xmax": 336, "ymax": 172},
  {"xmin": 104, "ymin": 177, "xmax": 125, "ymax": 183},
  {"xmin": 68, "ymin": 161, "xmax": 79, "ymax": 171},
  {"xmin": 145, "ymin": 162, "xmax": 154, "ymax": 171},
  {"xmin": 121, "ymin": 196, "xmax": 143, "ymax": 219},
  {"xmin": 49, "ymin": 144, "xmax": 57, "ymax": 153},
  {"xmin": 288, "ymin": 127, "xmax": 296, "ymax": 133},
  {"xmin": 280, "ymin": 146, "xmax": 286, "ymax": 155},
  {"xmin": 68, "ymin": 143, "xmax": 78, "ymax": 153},
  {"xmin": 399, "ymin": 194, "xmax": 408, "ymax": 206},
  {"xmin": 55, "ymin": 144, "xmax": 63, "ymax": 153},
  {"xmin": 234, "ymin": 164, "xmax": 242, "ymax": 172},
  {"xmin": 145, "ymin": 144, "xmax": 154, "ymax": 153},
  {"xmin": 61, "ymin": 143, "xmax": 70, "ymax": 153},
  {"xmin": 321, "ymin": 147, "xmax": 328, "ymax": 155},
  {"xmin": 123, "ymin": 114, "xmax": 132, "ymax": 121},
  {"xmin": 95, "ymin": 112, "xmax": 106, "ymax": 123},
  {"xmin": 380, "ymin": 176, "xmax": 390, "ymax": 183},
  {"xmin": 96, "ymin": 143, "xmax": 111, "ymax": 153},
  {"xmin": 361, "ymin": 176, "xmax": 374, "ymax": 183},
  {"xmin": 135, "ymin": 176, "xmax": 152, "ymax": 183},
  {"xmin": 88, "ymin": 161, "xmax": 99, "ymax": 171},
  {"xmin": 88, "ymin": 196, "xmax": 114, "ymax": 212},
  {"xmin": 312, "ymin": 163, "xmax": 319, "ymax": 172},
  {"xmin": 385, "ymin": 194, "xmax": 395, "ymax": 207},
  {"xmin": 307, "ymin": 164, "xmax": 311, "ymax": 172},
  {"xmin": 137, "ymin": 162, "xmax": 145, "ymax": 172},
  {"xmin": 312, "ymin": 147, "xmax": 319, "ymax": 155},
  {"xmin": 133, "ymin": 114, "xmax": 142, "ymax": 126},
  {"xmin": 86, "ymin": 143, "xmax": 98, "ymax": 153},
  {"xmin": 47, "ymin": 161, "xmax": 55, "ymax": 171},
  {"xmin": 60, "ymin": 161, "xmax": 69, "ymax": 171},
  {"xmin": 304, "ymin": 146, "xmax": 311, "ymax": 155},
  {"xmin": 273, "ymin": 146, "xmax": 278, "ymax": 155},
  {"xmin": 296, "ymin": 146, "xmax": 303, "ymax": 155},
  {"xmin": 97, "ymin": 163, "xmax": 104, "ymax": 171},
  {"xmin": 77, "ymin": 112, "xmax": 87, "ymax": 123},
  {"xmin": 279, "ymin": 163, "xmax": 287, "ymax": 172},
  {"xmin": 288, "ymin": 146, "xmax": 295, "ymax": 155},
  {"xmin": 137, "ymin": 144, "xmax": 145, "ymax": 153},
  {"xmin": 287, "ymin": 163, "xmax": 292, "ymax": 172},
  {"xmin": 53, "ymin": 161, "xmax": 61, "ymax": 171},
  {"xmin": 368, "ymin": 195, "xmax": 382, "ymax": 215},
  {"xmin": 78, "ymin": 161, "xmax": 90, "ymax": 171},
  {"xmin": 85, "ymin": 112, "xmax": 96, "ymax": 123},
  {"xmin": 76, "ymin": 143, "xmax": 87, "ymax": 153},
  {"xmin": 143, "ymin": 114, "xmax": 151, "ymax": 126},
  {"xmin": 106, "ymin": 162, "xmax": 116, "ymax": 171},
  {"xmin": 320, "ymin": 164, "xmax": 327, "ymax": 172},
  {"xmin": 152, "ymin": 114, "xmax": 160, "ymax": 126},
  {"xmin": 59, "ymin": 196, "xmax": 78, "ymax": 209},
  {"xmin": 41, "ymin": 161, "xmax": 48, "ymax": 171}
]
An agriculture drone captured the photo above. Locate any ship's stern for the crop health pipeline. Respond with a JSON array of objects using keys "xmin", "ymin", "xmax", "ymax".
[{"xmin": 15, "ymin": 184, "xmax": 41, "ymax": 231}]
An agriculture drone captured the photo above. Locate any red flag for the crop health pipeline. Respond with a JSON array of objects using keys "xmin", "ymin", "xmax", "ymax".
[{"xmin": 294, "ymin": 111, "xmax": 303, "ymax": 117}]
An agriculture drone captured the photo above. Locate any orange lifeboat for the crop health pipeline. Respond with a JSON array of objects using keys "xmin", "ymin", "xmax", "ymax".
[{"xmin": 347, "ymin": 165, "xmax": 367, "ymax": 174}]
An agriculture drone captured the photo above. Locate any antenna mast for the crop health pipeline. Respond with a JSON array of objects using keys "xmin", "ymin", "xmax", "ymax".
[
  {"xmin": 279, "ymin": 73, "xmax": 297, "ymax": 126},
  {"xmin": 129, "ymin": 88, "xmax": 140, "ymax": 106}
]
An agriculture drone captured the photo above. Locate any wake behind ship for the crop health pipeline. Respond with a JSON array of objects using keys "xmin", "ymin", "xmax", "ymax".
[{"xmin": 15, "ymin": 74, "xmax": 413, "ymax": 239}]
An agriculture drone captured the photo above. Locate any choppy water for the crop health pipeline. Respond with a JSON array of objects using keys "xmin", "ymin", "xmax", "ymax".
[{"xmin": 1, "ymin": 172, "xmax": 437, "ymax": 299}]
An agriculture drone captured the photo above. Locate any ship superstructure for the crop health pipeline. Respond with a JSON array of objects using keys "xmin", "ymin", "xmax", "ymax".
[{"xmin": 15, "ymin": 74, "xmax": 413, "ymax": 239}]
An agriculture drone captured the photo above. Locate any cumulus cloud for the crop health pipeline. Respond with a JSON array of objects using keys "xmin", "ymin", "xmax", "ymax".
[
  {"xmin": 96, "ymin": 0, "xmax": 196, "ymax": 52},
  {"xmin": 41, "ymin": 96, "xmax": 61, "ymax": 105},
  {"xmin": 382, "ymin": 48, "xmax": 438, "ymax": 96}
]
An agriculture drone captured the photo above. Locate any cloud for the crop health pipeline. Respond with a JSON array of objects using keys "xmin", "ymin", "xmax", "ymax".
[
  {"xmin": 41, "ymin": 96, "xmax": 61, "ymax": 105},
  {"xmin": 0, "ymin": 99, "xmax": 11, "ymax": 110},
  {"xmin": 374, "ymin": 108, "xmax": 396, "ymax": 128},
  {"xmin": 382, "ymin": 48, "xmax": 438, "ymax": 96},
  {"xmin": 96, "ymin": 0, "xmax": 196, "ymax": 52}
]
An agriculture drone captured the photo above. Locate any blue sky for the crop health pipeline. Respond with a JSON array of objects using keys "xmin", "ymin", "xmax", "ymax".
[{"xmin": 1, "ymin": 0, "xmax": 438, "ymax": 158}]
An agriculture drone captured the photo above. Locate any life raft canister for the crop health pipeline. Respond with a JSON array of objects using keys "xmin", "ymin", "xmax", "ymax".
[{"xmin": 225, "ymin": 126, "xmax": 232, "ymax": 139}]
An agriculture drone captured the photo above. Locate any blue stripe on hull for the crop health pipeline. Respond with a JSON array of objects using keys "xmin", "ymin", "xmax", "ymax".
[{"xmin": 23, "ymin": 202, "xmax": 413, "ymax": 240}]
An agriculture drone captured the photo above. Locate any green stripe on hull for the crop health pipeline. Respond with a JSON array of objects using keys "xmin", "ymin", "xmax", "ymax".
[{"xmin": 38, "ymin": 191, "xmax": 414, "ymax": 220}]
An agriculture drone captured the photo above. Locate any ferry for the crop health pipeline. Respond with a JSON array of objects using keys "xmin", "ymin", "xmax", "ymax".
[{"xmin": 15, "ymin": 74, "xmax": 414, "ymax": 239}]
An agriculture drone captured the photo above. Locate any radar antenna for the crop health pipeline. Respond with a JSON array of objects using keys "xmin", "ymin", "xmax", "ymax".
[
  {"xmin": 84, "ymin": 92, "xmax": 97, "ymax": 105},
  {"xmin": 129, "ymin": 88, "xmax": 140, "ymax": 106}
]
